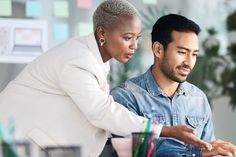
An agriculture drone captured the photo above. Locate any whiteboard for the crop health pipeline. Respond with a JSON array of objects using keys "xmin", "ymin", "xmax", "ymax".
[{"xmin": 0, "ymin": 19, "xmax": 48, "ymax": 63}]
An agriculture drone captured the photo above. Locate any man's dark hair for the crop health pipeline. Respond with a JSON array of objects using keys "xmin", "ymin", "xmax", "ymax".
[{"xmin": 151, "ymin": 14, "xmax": 201, "ymax": 49}]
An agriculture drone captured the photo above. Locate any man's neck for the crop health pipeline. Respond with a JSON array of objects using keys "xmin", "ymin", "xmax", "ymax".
[{"xmin": 151, "ymin": 66, "xmax": 179, "ymax": 97}]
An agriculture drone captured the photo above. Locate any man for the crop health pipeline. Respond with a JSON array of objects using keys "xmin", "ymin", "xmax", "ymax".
[{"xmin": 111, "ymin": 14, "xmax": 236, "ymax": 156}]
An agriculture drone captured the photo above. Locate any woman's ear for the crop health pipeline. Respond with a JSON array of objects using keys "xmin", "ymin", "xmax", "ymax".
[
  {"xmin": 96, "ymin": 26, "xmax": 106, "ymax": 39},
  {"xmin": 152, "ymin": 41, "xmax": 163, "ymax": 58}
]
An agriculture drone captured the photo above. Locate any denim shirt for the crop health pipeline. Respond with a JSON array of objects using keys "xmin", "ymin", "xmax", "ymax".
[{"xmin": 111, "ymin": 67, "xmax": 215, "ymax": 156}]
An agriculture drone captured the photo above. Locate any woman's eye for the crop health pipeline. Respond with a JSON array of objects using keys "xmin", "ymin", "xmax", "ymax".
[{"xmin": 136, "ymin": 36, "xmax": 141, "ymax": 40}]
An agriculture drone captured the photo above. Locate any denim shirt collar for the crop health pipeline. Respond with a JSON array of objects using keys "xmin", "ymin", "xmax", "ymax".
[{"xmin": 144, "ymin": 67, "xmax": 189, "ymax": 96}]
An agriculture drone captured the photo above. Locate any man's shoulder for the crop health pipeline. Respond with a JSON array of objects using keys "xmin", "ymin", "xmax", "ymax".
[
  {"xmin": 184, "ymin": 81, "xmax": 207, "ymax": 97},
  {"xmin": 113, "ymin": 74, "xmax": 146, "ymax": 92}
]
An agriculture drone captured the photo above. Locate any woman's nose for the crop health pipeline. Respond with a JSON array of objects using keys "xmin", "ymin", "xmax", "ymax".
[{"xmin": 130, "ymin": 38, "xmax": 138, "ymax": 50}]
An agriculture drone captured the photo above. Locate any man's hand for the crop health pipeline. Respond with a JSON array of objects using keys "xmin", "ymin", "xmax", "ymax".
[
  {"xmin": 202, "ymin": 140, "xmax": 236, "ymax": 157},
  {"xmin": 161, "ymin": 125, "xmax": 212, "ymax": 150}
]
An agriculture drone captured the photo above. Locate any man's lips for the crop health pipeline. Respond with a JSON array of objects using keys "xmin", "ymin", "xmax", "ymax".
[{"xmin": 177, "ymin": 66, "xmax": 191, "ymax": 76}]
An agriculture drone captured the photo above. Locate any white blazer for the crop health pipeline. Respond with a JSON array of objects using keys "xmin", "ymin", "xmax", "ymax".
[{"xmin": 0, "ymin": 34, "xmax": 146, "ymax": 157}]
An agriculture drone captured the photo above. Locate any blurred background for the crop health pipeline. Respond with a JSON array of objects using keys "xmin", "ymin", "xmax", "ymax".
[{"xmin": 0, "ymin": 0, "xmax": 236, "ymax": 146}]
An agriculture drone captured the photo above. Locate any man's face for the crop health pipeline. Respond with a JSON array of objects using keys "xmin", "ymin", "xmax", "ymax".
[{"xmin": 160, "ymin": 31, "xmax": 199, "ymax": 83}]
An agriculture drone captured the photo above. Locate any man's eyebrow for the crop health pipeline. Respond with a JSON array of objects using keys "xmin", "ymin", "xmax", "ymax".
[{"xmin": 177, "ymin": 46, "xmax": 199, "ymax": 52}]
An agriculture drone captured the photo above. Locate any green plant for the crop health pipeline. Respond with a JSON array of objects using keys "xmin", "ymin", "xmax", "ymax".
[
  {"xmin": 227, "ymin": 10, "xmax": 236, "ymax": 31},
  {"xmin": 220, "ymin": 43, "xmax": 236, "ymax": 110},
  {"xmin": 139, "ymin": 6, "xmax": 167, "ymax": 32},
  {"xmin": 219, "ymin": 10, "xmax": 236, "ymax": 109},
  {"xmin": 0, "ymin": 123, "xmax": 18, "ymax": 157},
  {"xmin": 202, "ymin": 28, "xmax": 220, "ymax": 57}
]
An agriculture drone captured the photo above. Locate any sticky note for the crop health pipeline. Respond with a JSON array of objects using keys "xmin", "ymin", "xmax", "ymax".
[
  {"xmin": 0, "ymin": 0, "xmax": 12, "ymax": 16},
  {"xmin": 54, "ymin": 23, "xmax": 69, "ymax": 40},
  {"xmin": 26, "ymin": 0, "xmax": 41, "ymax": 17},
  {"xmin": 78, "ymin": 22, "xmax": 93, "ymax": 36},
  {"xmin": 53, "ymin": 1, "xmax": 69, "ymax": 17},
  {"xmin": 142, "ymin": 0, "xmax": 157, "ymax": 5},
  {"xmin": 77, "ymin": 0, "xmax": 92, "ymax": 9}
]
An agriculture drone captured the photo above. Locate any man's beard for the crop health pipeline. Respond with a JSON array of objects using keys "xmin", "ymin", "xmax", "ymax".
[{"xmin": 160, "ymin": 58, "xmax": 191, "ymax": 83}]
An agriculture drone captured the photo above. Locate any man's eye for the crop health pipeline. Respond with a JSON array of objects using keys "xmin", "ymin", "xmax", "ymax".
[
  {"xmin": 124, "ymin": 37, "xmax": 132, "ymax": 41},
  {"xmin": 178, "ymin": 51, "xmax": 186, "ymax": 54}
]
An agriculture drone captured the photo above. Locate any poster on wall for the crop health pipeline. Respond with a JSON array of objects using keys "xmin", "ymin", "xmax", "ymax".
[
  {"xmin": 0, "ymin": 27, "xmax": 10, "ymax": 55},
  {"xmin": 0, "ymin": 18, "xmax": 48, "ymax": 63}
]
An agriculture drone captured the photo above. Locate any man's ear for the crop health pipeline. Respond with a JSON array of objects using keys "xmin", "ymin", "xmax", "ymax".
[{"xmin": 152, "ymin": 41, "xmax": 163, "ymax": 58}]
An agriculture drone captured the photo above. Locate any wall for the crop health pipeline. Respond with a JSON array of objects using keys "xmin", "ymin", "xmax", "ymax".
[
  {"xmin": 0, "ymin": 0, "xmax": 101, "ymax": 90},
  {"xmin": 213, "ymin": 97, "xmax": 236, "ymax": 143}
]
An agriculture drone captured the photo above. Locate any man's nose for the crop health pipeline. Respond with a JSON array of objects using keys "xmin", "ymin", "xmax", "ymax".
[{"xmin": 183, "ymin": 55, "xmax": 195, "ymax": 67}]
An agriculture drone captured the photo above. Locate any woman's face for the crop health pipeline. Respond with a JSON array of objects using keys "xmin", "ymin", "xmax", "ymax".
[{"xmin": 101, "ymin": 15, "xmax": 142, "ymax": 63}]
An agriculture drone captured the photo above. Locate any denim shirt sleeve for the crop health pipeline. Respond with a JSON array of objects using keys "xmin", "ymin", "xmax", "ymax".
[
  {"xmin": 201, "ymin": 112, "xmax": 215, "ymax": 142},
  {"xmin": 110, "ymin": 84, "xmax": 140, "ymax": 116},
  {"xmin": 200, "ymin": 95, "xmax": 216, "ymax": 141}
]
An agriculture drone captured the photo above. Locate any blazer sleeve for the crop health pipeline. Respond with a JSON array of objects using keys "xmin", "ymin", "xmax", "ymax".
[{"xmin": 58, "ymin": 60, "xmax": 147, "ymax": 136}]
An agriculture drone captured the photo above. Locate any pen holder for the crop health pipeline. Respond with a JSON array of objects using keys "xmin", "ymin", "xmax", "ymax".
[
  {"xmin": 0, "ymin": 141, "xmax": 31, "ymax": 157},
  {"xmin": 132, "ymin": 132, "xmax": 156, "ymax": 157},
  {"xmin": 42, "ymin": 146, "xmax": 81, "ymax": 157}
]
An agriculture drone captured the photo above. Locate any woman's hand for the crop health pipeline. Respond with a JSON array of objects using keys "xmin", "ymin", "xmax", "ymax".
[{"xmin": 161, "ymin": 124, "xmax": 212, "ymax": 150}]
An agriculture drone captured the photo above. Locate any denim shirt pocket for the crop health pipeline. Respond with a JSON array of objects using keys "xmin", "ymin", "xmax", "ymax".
[
  {"xmin": 155, "ymin": 115, "xmax": 166, "ymax": 125},
  {"xmin": 186, "ymin": 116, "xmax": 207, "ymax": 128},
  {"xmin": 143, "ymin": 112, "xmax": 166, "ymax": 125}
]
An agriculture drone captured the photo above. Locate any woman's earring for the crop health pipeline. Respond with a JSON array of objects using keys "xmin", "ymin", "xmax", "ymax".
[{"xmin": 99, "ymin": 38, "xmax": 105, "ymax": 47}]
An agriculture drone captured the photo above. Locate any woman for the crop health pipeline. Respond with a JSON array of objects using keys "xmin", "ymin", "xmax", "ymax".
[{"xmin": 0, "ymin": 0, "xmax": 210, "ymax": 156}]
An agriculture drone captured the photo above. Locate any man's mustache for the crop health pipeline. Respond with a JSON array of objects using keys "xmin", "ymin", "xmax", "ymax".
[{"xmin": 177, "ymin": 64, "xmax": 192, "ymax": 71}]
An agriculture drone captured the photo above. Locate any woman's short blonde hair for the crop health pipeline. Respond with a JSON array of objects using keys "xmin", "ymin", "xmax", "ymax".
[{"xmin": 93, "ymin": 0, "xmax": 139, "ymax": 31}]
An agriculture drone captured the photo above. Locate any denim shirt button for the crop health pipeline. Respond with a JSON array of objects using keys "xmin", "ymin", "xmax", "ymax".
[{"xmin": 192, "ymin": 153, "xmax": 196, "ymax": 157}]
